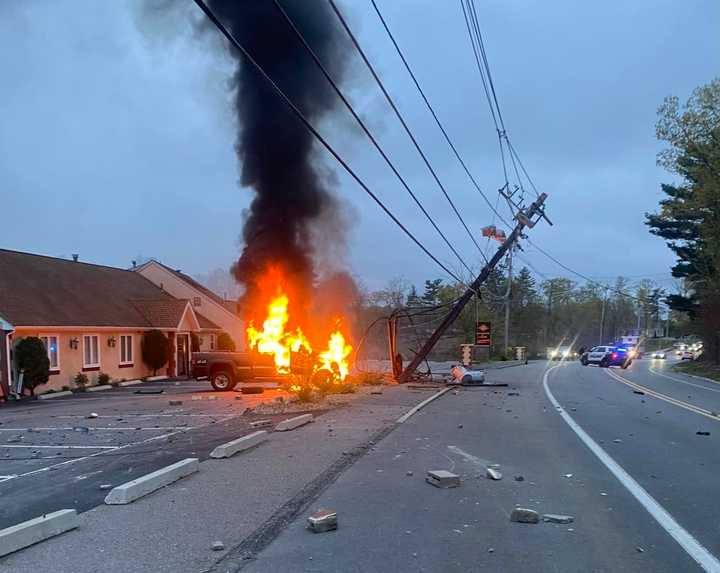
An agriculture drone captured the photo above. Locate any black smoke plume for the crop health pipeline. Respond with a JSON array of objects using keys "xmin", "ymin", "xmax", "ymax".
[{"xmin": 206, "ymin": 0, "xmax": 350, "ymax": 314}]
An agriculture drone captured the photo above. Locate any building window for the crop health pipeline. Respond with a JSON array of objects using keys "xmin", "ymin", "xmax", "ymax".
[
  {"xmin": 193, "ymin": 297, "xmax": 202, "ymax": 307},
  {"xmin": 83, "ymin": 335, "xmax": 100, "ymax": 368},
  {"xmin": 40, "ymin": 335, "xmax": 60, "ymax": 370},
  {"xmin": 119, "ymin": 334, "xmax": 133, "ymax": 365},
  {"xmin": 210, "ymin": 334, "xmax": 216, "ymax": 351}
]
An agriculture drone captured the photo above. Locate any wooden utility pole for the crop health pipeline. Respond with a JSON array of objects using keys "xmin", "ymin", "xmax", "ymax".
[{"xmin": 399, "ymin": 193, "xmax": 550, "ymax": 383}]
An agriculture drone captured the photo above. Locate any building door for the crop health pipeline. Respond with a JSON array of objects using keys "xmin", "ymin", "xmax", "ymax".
[{"xmin": 177, "ymin": 334, "xmax": 189, "ymax": 377}]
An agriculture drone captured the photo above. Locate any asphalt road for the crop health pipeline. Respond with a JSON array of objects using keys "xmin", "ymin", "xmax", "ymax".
[
  {"xmin": 0, "ymin": 378, "xmax": 299, "ymax": 528},
  {"xmin": 243, "ymin": 359, "xmax": 719, "ymax": 573}
]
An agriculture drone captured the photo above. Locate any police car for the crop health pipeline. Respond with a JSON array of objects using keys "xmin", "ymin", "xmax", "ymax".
[{"xmin": 580, "ymin": 345, "xmax": 632, "ymax": 369}]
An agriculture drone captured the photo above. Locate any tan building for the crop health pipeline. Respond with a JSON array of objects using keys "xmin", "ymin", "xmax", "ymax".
[
  {"xmin": 0, "ymin": 249, "xmax": 222, "ymax": 399},
  {"xmin": 133, "ymin": 259, "xmax": 245, "ymax": 352}
]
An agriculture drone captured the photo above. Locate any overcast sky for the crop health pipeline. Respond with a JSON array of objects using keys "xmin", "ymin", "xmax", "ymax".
[{"xmin": 1, "ymin": 0, "xmax": 718, "ymax": 294}]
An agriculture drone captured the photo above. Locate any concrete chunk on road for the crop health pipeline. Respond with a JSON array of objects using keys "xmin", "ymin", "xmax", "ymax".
[
  {"xmin": 37, "ymin": 390, "xmax": 73, "ymax": 400},
  {"xmin": 0, "ymin": 509, "xmax": 79, "ymax": 557},
  {"xmin": 510, "ymin": 508, "xmax": 540, "ymax": 524},
  {"xmin": 485, "ymin": 467, "xmax": 502, "ymax": 480},
  {"xmin": 210, "ymin": 431, "xmax": 268, "ymax": 458},
  {"xmin": 275, "ymin": 414, "xmax": 313, "ymax": 432},
  {"xmin": 104, "ymin": 458, "xmax": 199, "ymax": 505},
  {"xmin": 426, "ymin": 470, "xmax": 460, "ymax": 488},
  {"xmin": 542, "ymin": 514, "xmax": 574, "ymax": 524},
  {"xmin": 307, "ymin": 509, "xmax": 337, "ymax": 533}
]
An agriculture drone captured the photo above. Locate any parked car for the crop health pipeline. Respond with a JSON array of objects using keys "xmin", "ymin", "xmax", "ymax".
[{"xmin": 580, "ymin": 346, "xmax": 632, "ymax": 369}]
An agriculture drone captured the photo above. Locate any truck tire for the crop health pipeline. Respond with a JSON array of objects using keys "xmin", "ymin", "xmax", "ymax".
[
  {"xmin": 599, "ymin": 357, "xmax": 609, "ymax": 368},
  {"xmin": 210, "ymin": 369, "xmax": 236, "ymax": 391}
]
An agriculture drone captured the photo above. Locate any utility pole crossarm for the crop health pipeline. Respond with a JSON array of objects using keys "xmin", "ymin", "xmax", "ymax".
[{"xmin": 398, "ymin": 193, "xmax": 549, "ymax": 383}]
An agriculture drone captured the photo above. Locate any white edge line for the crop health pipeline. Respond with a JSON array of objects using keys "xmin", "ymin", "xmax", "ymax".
[
  {"xmin": 648, "ymin": 367, "xmax": 720, "ymax": 394},
  {"xmin": 0, "ymin": 445, "xmax": 119, "ymax": 450},
  {"xmin": 543, "ymin": 364, "xmax": 720, "ymax": 573},
  {"xmin": 397, "ymin": 387, "xmax": 452, "ymax": 423}
]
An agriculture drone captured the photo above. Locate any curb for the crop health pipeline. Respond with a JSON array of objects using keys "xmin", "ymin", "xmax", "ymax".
[
  {"xmin": 210, "ymin": 431, "xmax": 268, "ymax": 458},
  {"xmin": 0, "ymin": 509, "xmax": 79, "ymax": 557},
  {"xmin": 37, "ymin": 390, "xmax": 73, "ymax": 400},
  {"xmin": 275, "ymin": 414, "xmax": 313, "ymax": 432},
  {"xmin": 104, "ymin": 458, "xmax": 199, "ymax": 505},
  {"xmin": 86, "ymin": 385, "xmax": 113, "ymax": 393},
  {"xmin": 396, "ymin": 387, "xmax": 452, "ymax": 423},
  {"xmin": 118, "ymin": 379, "xmax": 143, "ymax": 387},
  {"xmin": 146, "ymin": 375, "xmax": 169, "ymax": 382}
]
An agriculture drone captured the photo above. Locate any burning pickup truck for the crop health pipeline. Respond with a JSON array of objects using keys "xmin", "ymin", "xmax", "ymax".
[{"xmin": 191, "ymin": 351, "xmax": 283, "ymax": 391}]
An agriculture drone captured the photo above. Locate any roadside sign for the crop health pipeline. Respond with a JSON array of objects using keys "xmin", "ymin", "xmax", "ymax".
[{"xmin": 475, "ymin": 321, "xmax": 491, "ymax": 346}]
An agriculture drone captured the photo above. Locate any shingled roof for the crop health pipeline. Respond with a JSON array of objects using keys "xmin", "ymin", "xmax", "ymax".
[{"xmin": 0, "ymin": 249, "xmax": 220, "ymax": 329}]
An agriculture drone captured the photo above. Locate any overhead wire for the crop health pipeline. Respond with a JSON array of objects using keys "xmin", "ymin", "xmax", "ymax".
[
  {"xmin": 271, "ymin": 0, "xmax": 474, "ymax": 276},
  {"xmin": 369, "ymin": 0, "xmax": 514, "ymax": 234},
  {"xmin": 192, "ymin": 0, "xmax": 463, "ymax": 283},
  {"xmin": 326, "ymin": 0, "xmax": 488, "ymax": 264}
]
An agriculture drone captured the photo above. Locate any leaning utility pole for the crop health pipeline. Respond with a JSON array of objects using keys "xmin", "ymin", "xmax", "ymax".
[
  {"xmin": 399, "ymin": 193, "xmax": 551, "ymax": 383},
  {"xmin": 503, "ymin": 247, "xmax": 513, "ymax": 355}
]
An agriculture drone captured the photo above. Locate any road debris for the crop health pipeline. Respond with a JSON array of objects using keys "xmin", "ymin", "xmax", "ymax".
[
  {"xmin": 485, "ymin": 468, "xmax": 502, "ymax": 480},
  {"xmin": 514, "ymin": 475, "xmax": 525, "ymax": 482},
  {"xmin": 457, "ymin": 424, "xmax": 463, "ymax": 429},
  {"xmin": 510, "ymin": 508, "xmax": 539, "ymax": 524},
  {"xmin": 307, "ymin": 509, "xmax": 337, "ymax": 533},
  {"xmin": 191, "ymin": 395, "xmax": 202, "ymax": 401},
  {"xmin": 86, "ymin": 413, "xmax": 98, "ymax": 419},
  {"xmin": 73, "ymin": 426, "xmax": 89, "ymax": 433},
  {"xmin": 134, "ymin": 388, "xmax": 164, "ymax": 395},
  {"xmin": 696, "ymin": 431, "xmax": 710, "ymax": 436},
  {"xmin": 99, "ymin": 484, "xmax": 113, "ymax": 490},
  {"xmin": 168, "ymin": 400, "xmax": 183, "ymax": 406},
  {"xmin": 235, "ymin": 396, "xmax": 243, "ymax": 401},
  {"xmin": 636, "ymin": 546, "xmax": 645, "ymax": 553},
  {"xmin": 488, "ymin": 548, "xmax": 495, "ymax": 553},
  {"xmin": 406, "ymin": 471, "xmax": 414, "ymax": 476},
  {"xmin": 633, "ymin": 390, "xmax": 645, "ymax": 395},
  {"xmin": 507, "ymin": 392, "xmax": 520, "ymax": 396},
  {"xmin": 563, "ymin": 473, "xmax": 573, "ymax": 478},
  {"xmin": 426, "ymin": 469, "xmax": 461, "ymax": 488},
  {"xmin": 542, "ymin": 514, "xmax": 574, "ymax": 524},
  {"xmin": 207, "ymin": 396, "xmax": 218, "ymax": 401},
  {"xmin": 613, "ymin": 439, "xmax": 622, "ymax": 443},
  {"xmin": 211, "ymin": 541, "xmax": 225, "ymax": 551}
]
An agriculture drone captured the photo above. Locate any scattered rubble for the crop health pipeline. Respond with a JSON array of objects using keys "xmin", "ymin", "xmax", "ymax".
[
  {"xmin": 485, "ymin": 468, "xmax": 502, "ymax": 480},
  {"xmin": 86, "ymin": 413, "xmax": 98, "ymax": 419},
  {"xmin": 168, "ymin": 400, "xmax": 183, "ymax": 406},
  {"xmin": 510, "ymin": 508, "xmax": 539, "ymax": 524},
  {"xmin": 563, "ymin": 473, "xmax": 573, "ymax": 478},
  {"xmin": 406, "ymin": 471, "xmax": 414, "ymax": 476},
  {"xmin": 211, "ymin": 541, "xmax": 225, "ymax": 551},
  {"xmin": 636, "ymin": 546, "xmax": 645, "ymax": 553},
  {"xmin": 613, "ymin": 439, "xmax": 622, "ymax": 443},
  {"xmin": 426, "ymin": 469, "xmax": 461, "ymax": 488},
  {"xmin": 99, "ymin": 484, "xmax": 112, "ymax": 490},
  {"xmin": 696, "ymin": 431, "xmax": 710, "ymax": 436},
  {"xmin": 235, "ymin": 396, "xmax": 243, "ymax": 401},
  {"xmin": 514, "ymin": 475, "xmax": 525, "ymax": 482},
  {"xmin": 250, "ymin": 420, "xmax": 273, "ymax": 429},
  {"xmin": 307, "ymin": 509, "xmax": 337, "ymax": 533},
  {"xmin": 207, "ymin": 396, "xmax": 218, "ymax": 401},
  {"xmin": 507, "ymin": 392, "xmax": 520, "ymax": 396},
  {"xmin": 633, "ymin": 390, "xmax": 645, "ymax": 395},
  {"xmin": 542, "ymin": 514, "xmax": 574, "ymax": 524},
  {"xmin": 191, "ymin": 396, "xmax": 202, "ymax": 401}
]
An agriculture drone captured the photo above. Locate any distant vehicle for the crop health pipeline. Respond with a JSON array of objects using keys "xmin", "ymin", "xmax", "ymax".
[
  {"xmin": 681, "ymin": 350, "xmax": 695, "ymax": 360},
  {"xmin": 191, "ymin": 351, "xmax": 283, "ymax": 391},
  {"xmin": 580, "ymin": 346, "xmax": 632, "ymax": 369},
  {"xmin": 548, "ymin": 346, "xmax": 577, "ymax": 360},
  {"xmin": 651, "ymin": 351, "xmax": 666, "ymax": 359}
]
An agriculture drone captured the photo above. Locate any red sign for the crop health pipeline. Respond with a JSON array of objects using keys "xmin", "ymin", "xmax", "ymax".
[{"xmin": 475, "ymin": 321, "xmax": 491, "ymax": 346}]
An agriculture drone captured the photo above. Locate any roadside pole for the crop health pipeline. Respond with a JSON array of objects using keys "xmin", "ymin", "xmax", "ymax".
[
  {"xmin": 399, "ymin": 193, "xmax": 550, "ymax": 383},
  {"xmin": 503, "ymin": 247, "xmax": 513, "ymax": 356}
]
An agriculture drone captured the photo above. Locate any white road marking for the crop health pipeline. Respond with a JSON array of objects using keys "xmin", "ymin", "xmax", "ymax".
[
  {"xmin": 0, "ymin": 414, "xmax": 242, "ymax": 484},
  {"xmin": 396, "ymin": 387, "xmax": 452, "ymax": 423},
  {"xmin": 53, "ymin": 413, "xmax": 222, "ymax": 418},
  {"xmin": 446, "ymin": 445, "xmax": 494, "ymax": 468},
  {"xmin": 0, "ymin": 475, "xmax": 18, "ymax": 481},
  {"xmin": 544, "ymin": 364, "xmax": 720, "ymax": 573},
  {"xmin": 648, "ymin": 368, "xmax": 720, "ymax": 394},
  {"xmin": 0, "ymin": 444, "xmax": 118, "ymax": 450},
  {"xmin": 0, "ymin": 427, "xmax": 200, "ymax": 432},
  {"xmin": 605, "ymin": 369, "xmax": 719, "ymax": 422}
]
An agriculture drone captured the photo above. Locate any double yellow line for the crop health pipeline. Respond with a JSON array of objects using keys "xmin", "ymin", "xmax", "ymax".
[{"xmin": 605, "ymin": 368, "xmax": 720, "ymax": 422}]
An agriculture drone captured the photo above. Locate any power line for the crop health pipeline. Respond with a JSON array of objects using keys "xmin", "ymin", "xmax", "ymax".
[
  {"xmin": 369, "ymin": 0, "xmax": 513, "ymax": 233},
  {"xmin": 192, "ymin": 0, "xmax": 462, "ymax": 283},
  {"xmin": 270, "ymin": 0, "xmax": 473, "ymax": 277},
  {"xmin": 326, "ymin": 0, "xmax": 488, "ymax": 264}
]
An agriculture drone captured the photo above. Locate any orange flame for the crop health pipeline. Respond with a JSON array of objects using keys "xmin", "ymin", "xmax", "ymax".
[{"xmin": 247, "ymin": 285, "xmax": 352, "ymax": 382}]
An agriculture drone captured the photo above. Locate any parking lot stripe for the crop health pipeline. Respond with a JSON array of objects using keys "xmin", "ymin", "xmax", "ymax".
[{"xmin": 0, "ymin": 445, "xmax": 118, "ymax": 450}]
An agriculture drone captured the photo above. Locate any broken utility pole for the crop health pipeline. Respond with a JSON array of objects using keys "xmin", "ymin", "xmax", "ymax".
[{"xmin": 398, "ymin": 193, "xmax": 551, "ymax": 383}]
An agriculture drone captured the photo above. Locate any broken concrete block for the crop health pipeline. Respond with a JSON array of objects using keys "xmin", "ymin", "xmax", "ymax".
[
  {"xmin": 612, "ymin": 439, "xmax": 622, "ymax": 443},
  {"xmin": 510, "ymin": 508, "xmax": 539, "ymax": 524},
  {"xmin": 211, "ymin": 541, "xmax": 225, "ymax": 551},
  {"xmin": 169, "ymin": 400, "xmax": 183, "ymax": 406},
  {"xmin": 426, "ymin": 470, "xmax": 460, "ymax": 488},
  {"xmin": 542, "ymin": 514, "xmax": 574, "ymax": 524},
  {"xmin": 99, "ymin": 484, "xmax": 112, "ymax": 490},
  {"xmin": 191, "ymin": 395, "xmax": 202, "ymax": 401},
  {"xmin": 86, "ymin": 413, "xmax": 98, "ymax": 419},
  {"xmin": 485, "ymin": 468, "xmax": 502, "ymax": 480},
  {"xmin": 307, "ymin": 509, "xmax": 337, "ymax": 533}
]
